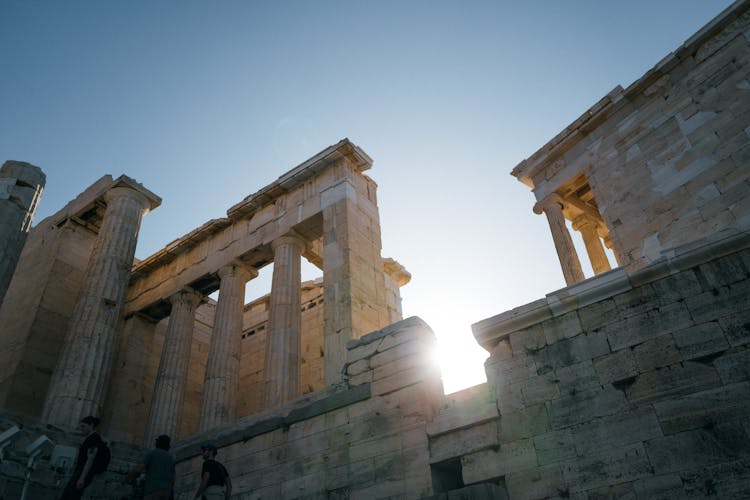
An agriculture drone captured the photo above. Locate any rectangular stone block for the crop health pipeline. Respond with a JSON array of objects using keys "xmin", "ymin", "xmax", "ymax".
[
  {"xmin": 548, "ymin": 387, "xmax": 629, "ymax": 429},
  {"xmin": 542, "ymin": 311, "xmax": 583, "ymax": 345},
  {"xmin": 605, "ymin": 302, "xmax": 694, "ymax": 351},
  {"xmin": 485, "ymin": 353, "xmax": 538, "ymax": 385},
  {"xmin": 613, "ymin": 283, "xmax": 659, "ymax": 318},
  {"xmin": 645, "ymin": 422, "xmax": 750, "ymax": 474},
  {"xmin": 506, "ymin": 464, "xmax": 565, "ymax": 500},
  {"xmin": 427, "ymin": 393, "xmax": 498, "ymax": 437},
  {"xmin": 686, "ymin": 279, "xmax": 750, "ymax": 324},
  {"xmin": 533, "ymin": 429, "xmax": 575, "ymax": 465},
  {"xmin": 715, "ymin": 348, "xmax": 750, "ymax": 385},
  {"xmin": 633, "ymin": 474, "xmax": 685, "ymax": 500},
  {"xmin": 593, "ymin": 348, "xmax": 637, "ymax": 384},
  {"xmin": 498, "ymin": 404, "xmax": 549, "ymax": 443},
  {"xmin": 496, "ymin": 381, "xmax": 524, "ymax": 415},
  {"xmin": 520, "ymin": 373, "xmax": 560, "ymax": 406},
  {"xmin": 698, "ymin": 253, "xmax": 748, "ymax": 288},
  {"xmin": 653, "ymin": 381, "xmax": 750, "ymax": 434},
  {"xmin": 681, "ymin": 458, "xmax": 750, "ymax": 499},
  {"xmin": 625, "ymin": 361, "xmax": 722, "ymax": 403},
  {"xmin": 509, "ymin": 325, "xmax": 546, "ymax": 354},
  {"xmin": 719, "ymin": 312, "xmax": 750, "ymax": 346},
  {"xmin": 578, "ymin": 298, "xmax": 619, "ymax": 332},
  {"xmin": 461, "ymin": 439, "xmax": 537, "ymax": 484},
  {"xmin": 672, "ymin": 321, "xmax": 729, "ymax": 360},
  {"xmin": 536, "ymin": 331, "xmax": 610, "ymax": 369},
  {"xmin": 632, "ymin": 334, "xmax": 682, "ymax": 372},
  {"xmin": 561, "ymin": 443, "xmax": 652, "ymax": 493},
  {"xmin": 429, "ymin": 420, "xmax": 499, "ymax": 463},
  {"xmin": 555, "ymin": 361, "xmax": 600, "ymax": 393},
  {"xmin": 570, "ymin": 407, "xmax": 663, "ymax": 456}
]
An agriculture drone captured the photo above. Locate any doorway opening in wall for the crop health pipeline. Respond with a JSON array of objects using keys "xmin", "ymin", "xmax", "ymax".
[
  {"xmin": 557, "ymin": 174, "xmax": 619, "ymax": 277},
  {"xmin": 430, "ymin": 457, "xmax": 464, "ymax": 493}
]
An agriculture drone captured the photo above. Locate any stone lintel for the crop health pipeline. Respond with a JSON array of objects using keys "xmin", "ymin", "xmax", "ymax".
[{"xmin": 510, "ymin": 0, "xmax": 750, "ymax": 187}]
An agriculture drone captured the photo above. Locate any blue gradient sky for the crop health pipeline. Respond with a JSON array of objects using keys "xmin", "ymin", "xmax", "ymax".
[{"xmin": 1, "ymin": 0, "xmax": 733, "ymax": 392}]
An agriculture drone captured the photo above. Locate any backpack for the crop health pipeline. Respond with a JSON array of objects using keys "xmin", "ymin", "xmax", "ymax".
[{"xmin": 92, "ymin": 441, "xmax": 111, "ymax": 475}]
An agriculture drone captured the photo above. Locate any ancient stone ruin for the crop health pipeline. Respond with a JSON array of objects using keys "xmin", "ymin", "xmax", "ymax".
[{"xmin": 0, "ymin": 1, "xmax": 748, "ymax": 498}]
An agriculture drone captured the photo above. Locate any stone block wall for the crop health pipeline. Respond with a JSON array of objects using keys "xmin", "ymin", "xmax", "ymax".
[
  {"xmin": 170, "ymin": 316, "xmax": 444, "ymax": 500},
  {"xmin": 464, "ymin": 230, "xmax": 750, "ymax": 498},
  {"xmin": 514, "ymin": 1, "xmax": 750, "ymax": 270}
]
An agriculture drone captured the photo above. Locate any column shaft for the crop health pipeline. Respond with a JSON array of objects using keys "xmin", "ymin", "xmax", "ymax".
[
  {"xmin": 42, "ymin": 187, "xmax": 149, "ymax": 427},
  {"xmin": 199, "ymin": 264, "xmax": 255, "ymax": 431},
  {"xmin": 534, "ymin": 195, "xmax": 585, "ymax": 286},
  {"xmin": 144, "ymin": 288, "xmax": 202, "ymax": 444},
  {"xmin": 263, "ymin": 235, "xmax": 305, "ymax": 408},
  {"xmin": 574, "ymin": 217, "xmax": 612, "ymax": 275}
]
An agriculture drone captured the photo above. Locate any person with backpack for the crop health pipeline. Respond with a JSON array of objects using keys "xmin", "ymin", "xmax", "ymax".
[
  {"xmin": 60, "ymin": 415, "xmax": 109, "ymax": 500},
  {"xmin": 123, "ymin": 434, "xmax": 175, "ymax": 500},
  {"xmin": 194, "ymin": 442, "xmax": 231, "ymax": 500}
]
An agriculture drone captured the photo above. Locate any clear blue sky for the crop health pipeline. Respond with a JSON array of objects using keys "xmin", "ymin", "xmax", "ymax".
[{"xmin": 1, "ymin": 0, "xmax": 733, "ymax": 392}]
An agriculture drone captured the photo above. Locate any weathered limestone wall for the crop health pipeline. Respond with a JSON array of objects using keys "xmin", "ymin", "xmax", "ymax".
[
  {"xmin": 514, "ymin": 1, "xmax": 750, "ymax": 270},
  {"xmin": 0, "ymin": 176, "xmax": 113, "ymax": 416},
  {"xmin": 465, "ymin": 229, "xmax": 750, "ymax": 498},
  {"xmin": 0, "ymin": 161, "xmax": 45, "ymax": 305},
  {"xmin": 170, "ymin": 316, "xmax": 443, "ymax": 500}
]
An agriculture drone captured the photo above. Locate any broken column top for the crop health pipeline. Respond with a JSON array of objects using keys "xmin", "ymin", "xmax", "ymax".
[{"xmin": 1, "ymin": 160, "xmax": 46, "ymax": 188}]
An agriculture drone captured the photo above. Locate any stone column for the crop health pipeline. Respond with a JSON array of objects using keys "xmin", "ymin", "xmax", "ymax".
[
  {"xmin": 0, "ymin": 161, "xmax": 45, "ymax": 305},
  {"xmin": 42, "ymin": 186, "xmax": 151, "ymax": 427},
  {"xmin": 604, "ymin": 235, "xmax": 626, "ymax": 267},
  {"xmin": 534, "ymin": 194, "xmax": 585, "ymax": 286},
  {"xmin": 199, "ymin": 263, "xmax": 256, "ymax": 431},
  {"xmin": 263, "ymin": 234, "xmax": 306, "ymax": 408},
  {"xmin": 144, "ymin": 287, "xmax": 202, "ymax": 444},
  {"xmin": 573, "ymin": 216, "xmax": 612, "ymax": 275}
]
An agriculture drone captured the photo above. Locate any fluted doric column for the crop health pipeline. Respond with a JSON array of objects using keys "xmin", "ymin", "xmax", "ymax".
[
  {"xmin": 534, "ymin": 193, "xmax": 585, "ymax": 286},
  {"xmin": 144, "ymin": 287, "xmax": 202, "ymax": 444},
  {"xmin": 199, "ymin": 263, "xmax": 256, "ymax": 431},
  {"xmin": 263, "ymin": 234, "xmax": 306, "ymax": 408},
  {"xmin": 573, "ymin": 216, "xmax": 612, "ymax": 275},
  {"xmin": 43, "ymin": 186, "xmax": 151, "ymax": 427}
]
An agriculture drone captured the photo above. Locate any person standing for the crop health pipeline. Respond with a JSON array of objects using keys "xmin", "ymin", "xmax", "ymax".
[
  {"xmin": 123, "ymin": 434, "xmax": 175, "ymax": 500},
  {"xmin": 194, "ymin": 442, "xmax": 231, "ymax": 500},
  {"xmin": 60, "ymin": 416, "xmax": 104, "ymax": 500}
]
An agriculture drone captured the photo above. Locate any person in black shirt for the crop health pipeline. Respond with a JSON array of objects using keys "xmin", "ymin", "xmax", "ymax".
[
  {"xmin": 60, "ymin": 415, "xmax": 104, "ymax": 500},
  {"xmin": 194, "ymin": 442, "xmax": 231, "ymax": 500}
]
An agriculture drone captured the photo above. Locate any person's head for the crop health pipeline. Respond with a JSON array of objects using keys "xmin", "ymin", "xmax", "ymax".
[
  {"xmin": 155, "ymin": 434, "xmax": 171, "ymax": 451},
  {"xmin": 79, "ymin": 416, "xmax": 100, "ymax": 435},
  {"xmin": 200, "ymin": 442, "xmax": 217, "ymax": 459}
]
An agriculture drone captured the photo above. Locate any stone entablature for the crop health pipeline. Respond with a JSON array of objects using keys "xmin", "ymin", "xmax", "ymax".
[{"xmin": 512, "ymin": 0, "xmax": 750, "ymax": 281}]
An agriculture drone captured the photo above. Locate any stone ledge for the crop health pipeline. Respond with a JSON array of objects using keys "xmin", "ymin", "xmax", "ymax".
[
  {"xmin": 173, "ymin": 383, "xmax": 370, "ymax": 461},
  {"xmin": 472, "ymin": 229, "xmax": 750, "ymax": 351}
]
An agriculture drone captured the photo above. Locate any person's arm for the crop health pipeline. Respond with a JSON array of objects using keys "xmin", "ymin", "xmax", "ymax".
[
  {"xmin": 76, "ymin": 446, "xmax": 98, "ymax": 489},
  {"xmin": 122, "ymin": 463, "xmax": 145, "ymax": 483},
  {"xmin": 194, "ymin": 471, "xmax": 210, "ymax": 499},
  {"xmin": 224, "ymin": 474, "xmax": 232, "ymax": 499}
]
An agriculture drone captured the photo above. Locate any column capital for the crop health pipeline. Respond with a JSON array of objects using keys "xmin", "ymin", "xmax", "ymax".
[
  {"xmin": 169, "ymin": 286, "xmax": 203, "ymax": 308},
  {"xmin": 272, "ymin": 232, "xmax": 307, "ymax": 252},
  {"xmin": 104, "ymin": 186, "xmax": 151, "ymax": 211},
  {"xmin": 533, "ymin": 193, "xmax": 565, "ymax": 214},
  {"xmin": 572, "ymin": 214, "xmax": 599, "ymax": 232},
  {"xmin": 218, "ymin": 261, "xmax": 258, "ymax": 282}
]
